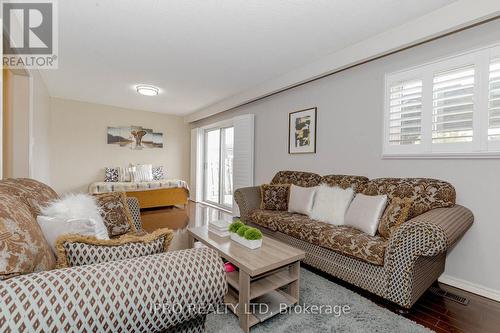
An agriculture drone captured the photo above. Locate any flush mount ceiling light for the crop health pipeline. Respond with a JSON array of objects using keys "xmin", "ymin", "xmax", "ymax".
[{"xmin": 136, "ymin": 84, "xmax": 159, "ymax": 96}]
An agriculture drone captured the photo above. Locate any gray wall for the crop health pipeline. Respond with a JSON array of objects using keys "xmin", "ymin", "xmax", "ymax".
[{"xmin": 193, "ymin": 19, "xmax": 500, "ymax": 297}]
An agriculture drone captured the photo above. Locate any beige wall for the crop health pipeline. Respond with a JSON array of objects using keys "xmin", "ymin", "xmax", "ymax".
[
  {"xmin": 192, "ymin": 19, "xmax": 500, "ymax": 299},
  {"xmin": 50, "ymin": 98, "xmax": 190, "ymax": 193},
  {"xmin": 31, "ymin": 70, "xmax": 52, "ymax": 184},
  {"xmin": 3, "ymin": 71, "xmax": 30, "ymax": 178}
]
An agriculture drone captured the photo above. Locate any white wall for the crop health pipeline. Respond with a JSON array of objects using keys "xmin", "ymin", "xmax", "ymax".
[
  {"xmin": 50, "ymin": 98, "xmax": 190, "ymax": 193},
  {"xmin": 192, "ymin": 19, "xmax": 500, "ymax": 299}
]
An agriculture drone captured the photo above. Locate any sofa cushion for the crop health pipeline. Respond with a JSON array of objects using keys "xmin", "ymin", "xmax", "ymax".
[
  {"xmin": 251, "ymin": 210, "xmax": 332, "ymax": 244},
  {"xmin": 251, "ymin": 210, "xmax": 289, "ymax": 231},
  {"xmin": 363, "ymin": 178, "xmax": 455, "ymax": 219},
  {"xmin": 321, "ymin": 174, "xmax": 369, "ymax": 193},
  {"xmin": 319, "ymin": 226, "xmax": 387, "ymax": 265},
  {"xmin": 250, "ymin": 209, "xmax": 387, "ymax": 265},
  {"xmin": 271, "ymin": 170, "xmax": 322, "ymax": 187},
  {"xmin": 0, "ymin": 180, "xmax": 57, "ymax": 279}
]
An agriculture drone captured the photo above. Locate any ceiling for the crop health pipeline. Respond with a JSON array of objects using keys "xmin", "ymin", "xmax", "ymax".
[{"xmin": 40, "ymin": 0, "xmax": 457, "ymax": 116}]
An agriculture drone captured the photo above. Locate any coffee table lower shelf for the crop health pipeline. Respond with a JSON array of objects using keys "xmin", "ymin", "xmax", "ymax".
[
  {"xmin": 223, "ymin": 261, "xmax": 301, "ymax": 332},
  {"xmin": 224, "ymin": 288, "xmax": 298, "ymax": 327}
]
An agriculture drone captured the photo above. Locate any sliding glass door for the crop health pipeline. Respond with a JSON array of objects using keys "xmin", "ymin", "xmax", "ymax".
[{"xmin": 204, "ymin": 126, "xmax": 234, "ymax": 208}]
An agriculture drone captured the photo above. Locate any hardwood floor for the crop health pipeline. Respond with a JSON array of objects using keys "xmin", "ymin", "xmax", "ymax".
[{"xmin": 142, "ymin": 202, "xmax": 500, "ymax": 333}]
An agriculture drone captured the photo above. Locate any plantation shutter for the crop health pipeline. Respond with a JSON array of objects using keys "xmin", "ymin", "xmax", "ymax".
[
  {"xmin": 388, "ymin": 79, "xmax": 423, "ymax": 145},
  {"xmin": 432, "ymin": 65, "xmax": 475, "ymax": 143},
  {"xmin": 488, "ymin": 59, "xmax": 500, "ymax": 141},
  {"xmin": 232, "ymin": 114, "xmax": 254, "ymax": 216}
]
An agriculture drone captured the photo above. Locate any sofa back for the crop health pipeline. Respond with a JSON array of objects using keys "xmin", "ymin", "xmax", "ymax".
[
  {"xmin": 321, "ymin": 175, "xmax": 369, "ymax": 193},
  {"xmin": 0, "ymin": 178, "xmax": 58, "ymax": 279},
  {"xmin": 363, "ymin": 178, "xmax": 456, "ymax": 219},
  {"xmin": 271, "ymin": 171, "xmax": 322, "ymax": 187},
  {"xmin": 270, "ymin": 171, "xmax": 456, "ymax": 219},
  {"xmin": 271, "ymin": 171, "xmax": 368, "ymax": 192}
]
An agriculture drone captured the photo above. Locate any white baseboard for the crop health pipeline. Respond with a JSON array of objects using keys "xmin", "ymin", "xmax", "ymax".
[{"xmin": 439, "ymin": 274, "xmax": 500, "ymax": 302}]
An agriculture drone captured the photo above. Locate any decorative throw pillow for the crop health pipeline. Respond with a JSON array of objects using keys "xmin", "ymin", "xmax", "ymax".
[
  {"xmin": 378, "ymin": 197, "xmax": 413, "ymax": 238},
  {"xmin": 152, "ymin": 166, "xmax": 165, "ymax": 181},
  {"xmin": 118, "ymin": 166, "xmax": 135, "ymax": 182},
  {"xmin": 40, "ymin": 193, "xmax": 105, "ymax": 228},
  {"xmin": 104, "ymin": 167, "xmax": 119, "ymax": 182},
  {"xmin": 288, "ymin": 184, "xmax": 317, "ymax": 215},
  {"xmin": 55, "ymin": 228, "xmax": 173, "ymax": 268},
  {"xmin": 93, "ymin": 192, "xmax": 136, "ymax": 236},
  {"xmin": 37, "ymin": 216, "xmax": 109, "ymax": 253},
  {"xmin": 309, "ymin": 185, "xmax": 354, "ymax": 225},
  {"xmin": 260, "ymin": 184, "xmax": 290, "ymax": 211},
  {"xmin": 132, "ymin": 164, "xmax": 153, "ymax": 182},
  {"xmin": 344, "ymin": 193, "xmax": 388, "ymax": 236}
]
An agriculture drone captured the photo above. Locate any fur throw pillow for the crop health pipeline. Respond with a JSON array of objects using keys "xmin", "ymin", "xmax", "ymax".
[{"xmin": 40, "ymin": 193, "xmax": 104, "ymax": 227}]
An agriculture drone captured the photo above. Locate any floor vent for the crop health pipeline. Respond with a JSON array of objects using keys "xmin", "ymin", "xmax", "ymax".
[{"xmin": 429, "ymin": 286, "xmax": 469, "ymax": 305}]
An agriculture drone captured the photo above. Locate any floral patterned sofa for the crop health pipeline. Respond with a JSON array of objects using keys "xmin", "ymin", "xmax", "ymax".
[
  {"xmin": 0, "ymin": 178, "xmax": 227, "ymax": 332},
  {"xmin": 235, "ymin": 171, "xmax": 473, "ymax": 309}
]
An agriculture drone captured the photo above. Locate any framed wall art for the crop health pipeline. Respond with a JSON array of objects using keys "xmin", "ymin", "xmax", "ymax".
[{"xmin": 288, "ymin": 107, "xmax": 317, "ymax": 154}]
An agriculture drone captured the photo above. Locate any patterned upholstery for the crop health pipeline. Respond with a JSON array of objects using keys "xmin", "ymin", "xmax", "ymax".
[
  {"xmin": 271, "ymin": 170, "xmax": 322, "ymax": 187},
  {"xmin": 0, "ymin": 179, "xmax": 227, "ymax": 332},
  {"xmin": 0, "ymin": 179, "xmax": 57, "ymax": 279},
  {"xmin": 0, "ymin": 248, "xmax": 227, "ymax": 332},
  {"xmin": 378, "ymin": 197, "xmax": 412, "ymax": 239},
  {"xmin": 61, "ymin": 237, "xmax": 164, "ymax": 267},
  {"xmin": 127, "ymin": 196, "xmax": 143, "ymax": 230},
  {"xmin": 94, "ymin": 192, "xmax": 137, "ymax": 236},
  {"xmin": 319, "ymin": 226, "xmax": 387, "ymax": 266},
  {"xmin": 363, "ymin": 178, "xmax": 456, "ymax": 219},
  {"xmin": 321, "ymin": 174, "xmax": 369, "ymax": 192},
  {"xmin": 57, "ymin": 228, "xmax": 173, "ymax": 268},
  {"xmin": 260, "ymin": 184, "xmax": 290, "ymax": 210},
  {"xmin": 251, "ymin": 210, "xmax": 386, "ymax": 265},
  {"xmin": 236, "ymin": 171, "xmax": 474, "ymax": 308}
]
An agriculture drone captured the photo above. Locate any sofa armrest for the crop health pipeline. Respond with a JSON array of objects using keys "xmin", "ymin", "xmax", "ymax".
[
  {"xmin": 0, "ymin": 248, "xmax": 227, "ymax": 332},
  {"xmin": 386, "ymin": 205, "xmax": 473, "ymax": 259},
  {"xmin": 384, "ymin": 205, "xmax": 473, "ymax": 307},
  {"xmin": 234, "ymin": 186, "xmax": 261, "ymax": 219}
]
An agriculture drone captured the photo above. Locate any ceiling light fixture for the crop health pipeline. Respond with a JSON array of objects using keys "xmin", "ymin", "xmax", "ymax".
[{"xmin": 136, "ymin": 84, "xmax": 159, "ymax": 96}]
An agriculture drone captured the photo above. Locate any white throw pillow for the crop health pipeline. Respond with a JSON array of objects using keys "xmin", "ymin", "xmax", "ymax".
[
  {"xmin": 288, "ymin": 184, "xmax": 317, "ymax": 215},
  {"xmin": 132, "ymin": 164, "xmax": 153, "ymax": 182},
  {"xmin": 309, "ymin": 185, "xmax": 354, "ymax": 225},
  {"xmin": 40, "ymin": 193, "xmax": 104, "ymax": 226},
  {"xmin": 344, "ymin": 193, "xmax": 388, "ymax": 236},
  {"xmin": 37, "ymin": 216, "xmax": 109, "ymax": 253}
]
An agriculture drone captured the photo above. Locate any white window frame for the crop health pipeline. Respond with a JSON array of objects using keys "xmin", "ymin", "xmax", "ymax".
[
  {"xmin": 191, "ymin": 114, "xmax": 254, "ymax": 216},
  {"xmin": 383, "ymin": 42, "xmax": 500, "ymax": 159}
]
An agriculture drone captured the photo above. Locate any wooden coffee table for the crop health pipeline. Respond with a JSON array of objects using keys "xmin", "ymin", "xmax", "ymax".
[{"xmin": 188, "ymin": 226, "xmax": 305, "ymax": 333}]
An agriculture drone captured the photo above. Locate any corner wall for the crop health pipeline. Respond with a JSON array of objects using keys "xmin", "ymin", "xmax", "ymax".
[
  {"xmin": 192, "ymin": 19, "xmax": 500, "ymax": 300},
  {"xmin": 49, "ymin": 98, "xmax": 190, "ymax": 193}
]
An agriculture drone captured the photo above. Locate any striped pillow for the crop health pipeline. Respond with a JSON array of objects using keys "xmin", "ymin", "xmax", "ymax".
[
  {"xmin": 118, "ymin": 166, "xmax": 135, "ymax": 182},
  {"xmin": 132, "ymin": 164, "xmax": 153, "ymax": 182}
]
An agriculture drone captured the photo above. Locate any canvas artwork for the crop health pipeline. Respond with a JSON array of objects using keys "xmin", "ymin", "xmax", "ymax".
[
  {"xmin": 288, "ymin": 107, "xmax": 317, "ymax": 154},
  {"xmin": 107, "ymin": 126, "xmax": 164, "ymax": 149}
]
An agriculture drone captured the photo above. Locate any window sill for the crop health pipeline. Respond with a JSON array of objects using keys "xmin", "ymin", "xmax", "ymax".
[{"xmin": 382, "ymin": 152, "xmax": 500, "ymax": 159}]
